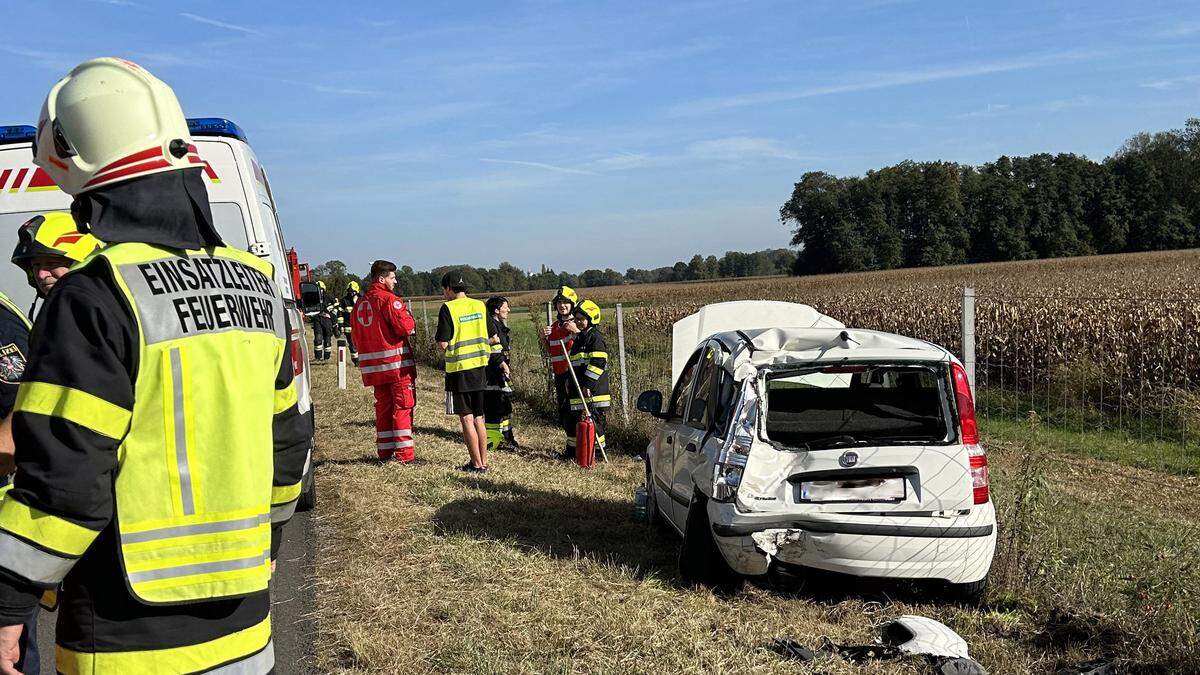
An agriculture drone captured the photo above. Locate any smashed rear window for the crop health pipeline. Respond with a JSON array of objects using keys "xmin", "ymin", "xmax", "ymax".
[{"xmin": 763, "ymin": 364, "xmax": 953, "ymax": 449}]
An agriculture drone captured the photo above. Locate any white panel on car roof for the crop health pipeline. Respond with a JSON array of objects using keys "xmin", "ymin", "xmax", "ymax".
[{"xmin": 671, "ymin": 301, "xmax": 844, "ymax": 384}]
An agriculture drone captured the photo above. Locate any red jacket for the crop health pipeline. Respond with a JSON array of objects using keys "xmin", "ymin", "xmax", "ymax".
[
  {"xmin": 545, "ymin": 320, "xmax": 574, "ymax": 376},
  {"xmin": 352, "ymin": 282, "xmax": 417, "ymax": 386}
]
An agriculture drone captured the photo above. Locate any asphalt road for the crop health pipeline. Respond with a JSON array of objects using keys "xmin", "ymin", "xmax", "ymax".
[{"xmin": 34, "ymin": 509, "xmax": 316, "ymax": 674}]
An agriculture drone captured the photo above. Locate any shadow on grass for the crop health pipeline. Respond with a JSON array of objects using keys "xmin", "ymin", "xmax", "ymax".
[
  {"xmin": 315, "ymin": 457, "xmax": 432, "ymax": 468},
  {"xmin": 414, "ymin": 424, "xmax": 464, "ymax": 444},
  {"xmin": 432, "ymin": 477, "xmax": 680, "ymax": 579}
]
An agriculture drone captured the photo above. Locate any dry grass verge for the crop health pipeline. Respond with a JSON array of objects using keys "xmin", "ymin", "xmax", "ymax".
[{"xmin": 310, "ymin": 364, "xmax": 1196, "ymax": 674}]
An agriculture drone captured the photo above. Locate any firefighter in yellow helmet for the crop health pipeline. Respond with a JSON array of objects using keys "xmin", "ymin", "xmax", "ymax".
[
  {"xmin": 565, "ymin": 300, "xmax": 610, "ymax": 458},
  {"xmin": 11, "ymin": 211, "xmax": 100, "ymax": 305},
  {"xmin": 0, "ymin": 57, "xmax": 310, "ymax": 673},
  {"xmin": 340, "ymin": 279, "xmax": 361, "ymax": 365}
]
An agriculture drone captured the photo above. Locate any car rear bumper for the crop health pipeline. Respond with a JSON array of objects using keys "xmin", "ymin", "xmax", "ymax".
[{"xmin": 708, "ymin": 501, "xmax": 996, "ymax": 584}]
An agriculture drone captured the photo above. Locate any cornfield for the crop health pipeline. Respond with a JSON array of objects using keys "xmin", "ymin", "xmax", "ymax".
[{"xmin": 414, "ymin": 249, "xmax": 1200, "ymax": 470}]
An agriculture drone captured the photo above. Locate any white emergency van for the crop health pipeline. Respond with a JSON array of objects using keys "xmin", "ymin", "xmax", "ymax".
[{"xmin": 0, "ymin": 118, "xmax": 316, "ymax": 508}]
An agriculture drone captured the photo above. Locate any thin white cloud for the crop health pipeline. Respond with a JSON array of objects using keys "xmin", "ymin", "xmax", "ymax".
[
  {"xmin": 956, "ymin": 103, "xmax": 1012, "ymax": 119},
  {"xmin": 589, "ymin": 153, "xmax": 655, "ymax": 170},
  {"xmin": 310, "ymin": 84, "xmax": 381, "ymax": 96},
  {"xmin": 479, "ymin": 158, "xmax": 597, "ymax": 175},
  {"xmin": 1140, "ymin": 74, "xmax": 1200, "ymax": 90},
  {"xmin": 180, "ymin": 12, "xmax": 262, "ymax": 36},
  {"xmin": 671, "ymin": 50, "xmax": 1106, "ymax": 116},
  {"xmin": 1155, "ymin": 21, "xmax": 1200, "ymax": 39},
  {"xmin": 87, "ymin": 0, "xmax": 140, "ymax": 5},
  {"xmin": 1039, "ymin": 95, "xmax": 1096, "ymax": 112},
  {"xmin": 955, "ymin": 96, "xmax": 1096, "ymax": 119},
  {"xmin": 0, "ymin": 45, "xmax": 76, "ymax": 71},
  {"xmin": 686, "ymin": 136, "xmax": 815, "ymax": 162}
]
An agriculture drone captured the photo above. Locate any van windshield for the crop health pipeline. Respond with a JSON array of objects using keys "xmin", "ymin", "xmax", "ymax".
[{"xmin": 763, "ymin": 364, "xmax": 953, "ymax": 448}]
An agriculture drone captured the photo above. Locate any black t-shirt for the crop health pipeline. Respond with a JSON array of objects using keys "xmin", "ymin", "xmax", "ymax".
[
  {"xmin": 436, "ymin": 303, "xmax": 487, "ymax": 392},
  {"xmin": 0, "ymin": 300, "xmax": 30, "ymax": 419}
]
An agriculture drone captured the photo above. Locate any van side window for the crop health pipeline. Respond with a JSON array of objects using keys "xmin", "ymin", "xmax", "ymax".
[
  {"xmin": 687, "ymin": 347, "xmax": 719, "ymax": 429},
  {"xmin": 667, "ymin": 350, "xmax": 702, "ymax": 421},
  {"xmin": 210, "ymin": 202, "xmax": 250, "ymax": 251}
]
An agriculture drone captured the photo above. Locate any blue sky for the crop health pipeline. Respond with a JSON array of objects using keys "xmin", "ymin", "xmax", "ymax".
[{"xmin": 3, "ymin": 1, "xmax": 1199, "ymax": 274}]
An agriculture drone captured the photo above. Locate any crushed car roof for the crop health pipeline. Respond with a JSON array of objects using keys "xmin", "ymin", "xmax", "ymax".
[{"xmin": 710, "ymin": 327, "xmax": 954, "ymax": 377}]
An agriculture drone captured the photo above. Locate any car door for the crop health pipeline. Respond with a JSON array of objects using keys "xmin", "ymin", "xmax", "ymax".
[
  {"xmin": 656, "ymin": 347, "xmax": 703, "ymax": 528},
  {"xmin": 672, "ymin": 343, "xmax": 720, "ymax": 521}
]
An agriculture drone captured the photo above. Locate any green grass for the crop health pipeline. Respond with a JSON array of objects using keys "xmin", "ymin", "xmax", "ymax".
[{"xmin": 309, "ymin": 361, "xmax": 1200, "ymax": 674}]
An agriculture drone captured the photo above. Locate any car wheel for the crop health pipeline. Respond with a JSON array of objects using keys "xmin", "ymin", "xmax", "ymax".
[
  {"xmin": 946, "ymin": 576, "xmax": 988, "ymax": 605},
  {"xmin": 296, "ymin": 468, "xmax": 316, "ymax": 512},
  {"xmin": 679, "ymin": 493, "xmax": 743, "ymax": 593}
]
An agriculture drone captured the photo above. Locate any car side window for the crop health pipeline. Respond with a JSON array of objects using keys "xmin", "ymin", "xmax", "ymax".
[
  {"xmin": 712, "ymin": 371, "xmax": 740, "ymax": 436},
  {"xmin": 687, "ymin": 346, "xmax": 719, "ymax": 429},
  {"xmin": 667, "ymin": 349, "xmax": 702, "ymax": 421}
]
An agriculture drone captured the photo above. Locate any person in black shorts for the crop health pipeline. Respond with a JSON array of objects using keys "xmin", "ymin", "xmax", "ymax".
[{"xmin": 435, "ymin": 270, "xmax": 490, "ymax": 472}]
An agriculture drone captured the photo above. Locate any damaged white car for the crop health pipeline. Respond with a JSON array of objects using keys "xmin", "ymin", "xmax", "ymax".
[{"xmin": 637, "ymin": 301, "xmax": 995, "ymax": 598}]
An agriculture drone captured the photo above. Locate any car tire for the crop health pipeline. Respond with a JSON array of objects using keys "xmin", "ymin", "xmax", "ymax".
[
  {"xmin": 947, "ymin": 576, "xmax": 988, "ymax": 604},
  {"xmin": 297, "ymin": 468, "xmax": 316, "ymax": 512},
  {"xmin": 679, "ymin": 493, "xmax": 743, "ymax": 593}
]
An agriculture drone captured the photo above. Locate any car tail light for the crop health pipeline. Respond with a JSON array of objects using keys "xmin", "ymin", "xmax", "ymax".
[
  {"xmin": 290, "ymin": 328, "xmax": 305, "ymax": 377},
  {"xmin": 713, "ymin": 383, "xmax": 759, "ymax": 503},
  {"xmin": 951, "ymin": 363, "xmax": 988, "ymax": 504}
]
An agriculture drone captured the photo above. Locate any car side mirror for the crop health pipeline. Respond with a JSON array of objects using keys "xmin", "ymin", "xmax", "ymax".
[{"xmin": 636, "ymin": 390, "xmax": 665, "ymax": 418}]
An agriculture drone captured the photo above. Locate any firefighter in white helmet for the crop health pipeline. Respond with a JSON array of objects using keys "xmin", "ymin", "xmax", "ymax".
[{"xmin": 0, "ymin": 57, "xmax": 310, "ymax": 673}]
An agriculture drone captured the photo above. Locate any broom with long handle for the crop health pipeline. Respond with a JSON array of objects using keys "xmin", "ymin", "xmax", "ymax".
[{"xmin": 557, "ymin": 339, "xmax": 609, "ymax": 463}]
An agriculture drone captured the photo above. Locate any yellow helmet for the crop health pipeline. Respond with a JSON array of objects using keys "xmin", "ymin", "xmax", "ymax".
[
  {"xmin": 317, "ymin": 280, "xmax": 327, "ymax": 290},
  {"xmin": 34, "ymin": 58, "xmax": 198, "ymax": 195},
  {"xmin": 574, "ymin": 299, "xmax": 601, "ymax": 325},
  {"xmin": 554, "ymin": 285, "xmax": 578, "ymax": 307},
  {"xmin": 348, "ymin": 280, "xmax": 361, "ymax": 293},
  {"xmin": 12, "ymin": 212, "xmax": 100, "ymax": 288}
]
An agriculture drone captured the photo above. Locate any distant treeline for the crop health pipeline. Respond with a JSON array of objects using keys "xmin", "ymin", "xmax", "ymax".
[
  {"xmin": 782, "ymin": 118, "xmax": 1200, "ymax": 275},
  {"xmin": 311, "ymin": 248, "xmax": 796, "ymax": 297}
]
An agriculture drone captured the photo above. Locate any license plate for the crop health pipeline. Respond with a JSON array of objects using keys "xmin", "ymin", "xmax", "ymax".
[{"xmin": 800, "ymin": 477, "xmax": 906, "ymax": 503}]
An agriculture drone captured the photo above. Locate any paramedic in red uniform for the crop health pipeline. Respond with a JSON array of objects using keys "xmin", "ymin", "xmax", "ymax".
[{"xmin": 352, "ymin": 260, "xmax": 418, "ymax": 463}]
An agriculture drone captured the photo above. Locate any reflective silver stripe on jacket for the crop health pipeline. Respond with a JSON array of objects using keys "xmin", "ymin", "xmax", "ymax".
[
  {"xmin": 360, "ymin": 359, "xmax": 416, "ymax": 374},
  {"xmin": 126, "ymin": 550, "xmax": 269, "ymax": 583},
  {"xmin": 359, "ymin": 346, "xmax": 410, "ymax": 361},
  {"xmin": 169, "ymin": 347, "xmax": 196, "ymax": 516},
  {"xmin": 449, "ymin": 336, "xmax": 489, "ymax": 351},
  {"xmin": 271, "ymin": 501, "xmax": 297, "ymax": 524},
  {"xmin": 121, "ymin": 514, "xmax": 270, "ymax": 544},
  {"xmin": 206, "ymin": 640, "xmax": 275, "ymax": 675},
  {"xmin": 445, "ymin": 351, "xmax": 487, "ymax": 363},
  {"xmin": 0, "ymin": 531, "xmax": 78, "ymax": 585}
]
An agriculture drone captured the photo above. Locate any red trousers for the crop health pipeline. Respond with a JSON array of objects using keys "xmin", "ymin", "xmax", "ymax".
[{"xmin": 374, "ymin": 380, "xmax": 416, "ymax": 462}]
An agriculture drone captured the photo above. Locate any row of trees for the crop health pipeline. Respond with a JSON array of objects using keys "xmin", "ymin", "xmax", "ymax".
[
  {"xmin": 782, "ymin": 118, "xmax": 1200, "ymax": 275},
  {"xmin": 311, "ymin": 248, "xmax": 796, "ymax": 298}
]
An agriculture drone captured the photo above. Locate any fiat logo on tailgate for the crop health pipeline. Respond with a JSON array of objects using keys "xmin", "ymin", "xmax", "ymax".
[{"xmin": 839, "ymin": 451, "xmax": 859, "ymax": 468}]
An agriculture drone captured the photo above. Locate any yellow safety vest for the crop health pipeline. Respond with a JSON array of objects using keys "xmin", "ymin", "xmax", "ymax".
[
  {"xmin": 78, "ymin": 242, "xmax": 286, "ymax": 604},
  {"xmin": 444, "ymin": 297, "xmax": 489, "ymax": 373}
]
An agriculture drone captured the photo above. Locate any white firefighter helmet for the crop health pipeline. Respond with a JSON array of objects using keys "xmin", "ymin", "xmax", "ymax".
[{"xmin": 33, "ymin": 57, "xmax": 200, "ymax": 196}]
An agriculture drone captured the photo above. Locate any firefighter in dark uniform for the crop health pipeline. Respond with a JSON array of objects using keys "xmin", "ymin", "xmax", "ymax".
[
  {"xmin": 341, "ymin": 280, "xmax": 361, "ymax": 366},
  {"xmin": 0, "ymin": 57, "xmax": 311, "ymax": 673},
  {"xmin": 0, "ymin": 290, "xmax": 36, "ymax": 675},
  {"xmin": 565, "ymin": 300, "xmax": 609, "ymax": 458},
  {"xmin": 310, "ymin": 280, "xmax": 335, "ymax": 361},
  {"xmin": 484, "ymin": 296, "xmax": 518, "ymax": 451}
]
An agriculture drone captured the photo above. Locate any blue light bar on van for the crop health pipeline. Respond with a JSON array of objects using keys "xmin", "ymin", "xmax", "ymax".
[
  {"xmin": 0, "ymin": 125, "xmax": 36, "ymax": 145},
  {"xmin": 186, "ymin": 118, "xmax": 248, "ymax": 142}
]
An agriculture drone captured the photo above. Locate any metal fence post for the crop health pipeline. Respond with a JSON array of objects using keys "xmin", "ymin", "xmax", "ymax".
[
  {"xmin": 422, "ymin": 300, "xmax": 430, "ymax": 335},
  {"xmin": 616, "ymin": 303, "xmax": 630, "ymax": 421},
  {"xmin": 962, "ymin": 286, "xmax": 976, "ymax": 397},
  {"xmin": 337, "ymin": 344, "xmax": 347, "ymax": 390}
]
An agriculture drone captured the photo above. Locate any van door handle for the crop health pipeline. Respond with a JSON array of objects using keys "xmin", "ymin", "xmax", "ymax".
[{"xmin": 685, "ymin": 443, "xmax": 697, "ymax": 453}]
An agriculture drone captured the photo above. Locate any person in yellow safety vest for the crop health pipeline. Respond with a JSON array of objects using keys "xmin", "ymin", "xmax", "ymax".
[
  {"xmin": 435, "ymin": 270, "xmax": 490, "ymax": 472},
  {"xmin": 0, "ymin": 57, "xmax": 312, "ymax": 674},
  {"xmin": 565, "ymin": 300, "xmax": 610, "ymax": 459},
  {"xmin": 10, "ymin": 211, "xmax": 102, "ymax": 314},
  {"xmin": 341, "ymin": 280, "xmax": 361, "ymax": 366}
]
